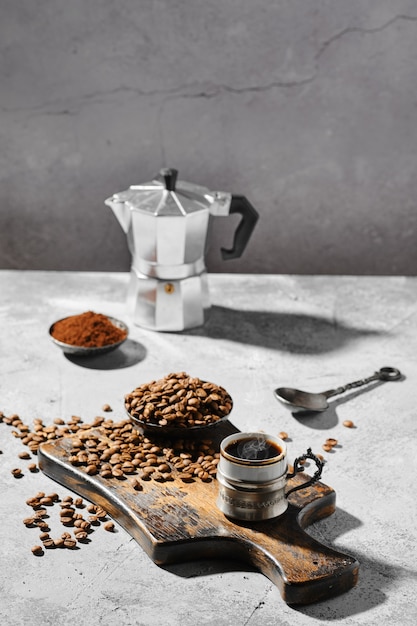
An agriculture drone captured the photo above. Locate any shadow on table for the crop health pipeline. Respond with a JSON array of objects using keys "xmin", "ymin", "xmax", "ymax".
[
  {"xmin": 295, "ymin": 552, "xmax": 417, "ymax": 620},
  {"xmin": 186, "ymin": 305, "xmax": 383, "ymax": 354},
  {"xmin": 294, "ymin": 506, "xmax": 417, "ymax": 620},
  {"xmin": 164, "ymin": 506, "xmax": 413, "ymax": 618},
  {"xmin": 64, "ymin": 339, "xmax": 147, "ymax": 370}
]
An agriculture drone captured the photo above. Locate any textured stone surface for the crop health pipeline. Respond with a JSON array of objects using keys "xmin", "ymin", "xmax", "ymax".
[
  {"xmin": 1, "ymin": 270, "xmax": 417, "ymax": 624},
  {"xmin": 1, "ymin": 2, "xmax": 417, "ymax": 275}
]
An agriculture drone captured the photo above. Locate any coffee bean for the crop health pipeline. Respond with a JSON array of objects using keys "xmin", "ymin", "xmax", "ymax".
[
  {"xmin": 39, "ymin": 497, "xmax": 54, "ymax": 506},
  {"xmin": 75, "ymin": 531, "xmax": 88, "ymax": 541},
  {"xmin": 53, "ymin": 537, "xmax": 65, "ymax": 547},
  {"xmin": 325, "ymin": 438, "xmax": 338, "ymax": 448},
  {"xmin": 180, "ymin": 473, "xmax": 194, "ymax": 482},
  {"xmin": 131, "ymin": 478, "xmax": 142, "ymax": 491},
  {"xmin": 60, "ymin": 508, "xmax": 74, "ymax": 517}
]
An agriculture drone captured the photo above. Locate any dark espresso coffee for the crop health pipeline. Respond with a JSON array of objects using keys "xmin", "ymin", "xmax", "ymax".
[{"xmin": 225, "ymin": 437, "xmax": 283, "ymax": 461}]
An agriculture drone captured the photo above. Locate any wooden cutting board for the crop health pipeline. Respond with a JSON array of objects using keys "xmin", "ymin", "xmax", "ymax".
[{"xmin": 38, "ymin": 421, "xmax": 359, "ymax": 606}]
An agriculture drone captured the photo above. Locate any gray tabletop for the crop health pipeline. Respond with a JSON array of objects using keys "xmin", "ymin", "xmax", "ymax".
[{"xmin": 1, "ymin": 271, "xmax": 416, "ymax": 625}]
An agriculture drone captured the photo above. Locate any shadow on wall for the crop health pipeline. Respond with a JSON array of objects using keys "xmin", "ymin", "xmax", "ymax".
[{"xmin": 186, "ymin": 305, "xmax": 382, "ymax": 354}]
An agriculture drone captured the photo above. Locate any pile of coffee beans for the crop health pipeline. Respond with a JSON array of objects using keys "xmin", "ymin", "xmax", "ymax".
[
  {"xmin": 24, "ymin": 492, "xmax": 113, "ymax": 556},
  {"xmin": 1, "ymin": 404, "xmax": 221, "ymax": 557},
  {"xmin": 1, "ymin": 407, "xmax": 220, "ymax": 485},
  {"xmin": 66, "ymin": 417, "xmax": 220, "ymax": 483},
  {"xmin": 125, "ymin": 372, "xmax": 233, "ymax": 429}
]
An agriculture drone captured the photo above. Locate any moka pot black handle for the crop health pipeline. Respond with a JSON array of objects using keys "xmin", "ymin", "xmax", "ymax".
[{"xmin": 221, "ymin": 195, "xmax": 259, "ymax": 260}]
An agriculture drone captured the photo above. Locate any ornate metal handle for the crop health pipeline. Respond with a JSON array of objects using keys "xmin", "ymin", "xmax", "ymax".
[
  {"xmin": 323, "ymin": 367, "xmax": 401, "ymax": 399},
  {"xmin": 285, "ymin": 448, "xmax": 324, "ymax": 498}
]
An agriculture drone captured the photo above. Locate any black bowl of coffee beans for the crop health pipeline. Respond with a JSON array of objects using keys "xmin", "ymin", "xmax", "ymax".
[{"xmin": 125, "ymin": 372, "xmax": 233, "ymax": 436}]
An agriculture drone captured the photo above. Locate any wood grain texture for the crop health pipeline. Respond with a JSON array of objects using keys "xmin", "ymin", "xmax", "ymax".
[{"xmin": 38, "ymin": 422, "xmax": 359, "ymax": 605}]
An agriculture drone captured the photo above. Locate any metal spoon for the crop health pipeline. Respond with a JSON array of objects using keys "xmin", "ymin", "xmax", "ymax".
[{"xmin": 274, "ymin": 367, "xmax": 402, "ymax": 413}]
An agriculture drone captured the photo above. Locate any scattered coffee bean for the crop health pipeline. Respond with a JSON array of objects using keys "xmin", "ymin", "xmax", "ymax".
[
  {"xmin": 131, "ymin": 478, "xmax": 143, "ymax": 491},
  {"xmin": 180, "ymin": 473, "xmax": 194, "ymax": 482},
  {"xmin": 75, "ymin": 531, "xmax": 88, "ymax": 542},
  {"xmin": 31, "ymin": 545, "xmax": 43, "ymax": 556},
  {"xmin": 23, "ymin": 517, "xmax": 36, "ymax": 527},
  {"xmin": 53, "ymin": 538, "xmax": 65, "ymax": 548},
  {"xmin": 95, "ymin": 508, "xmax": 107, "ymax": 520},
  {"xmin": 325, "ymin": 438, "xmax": 338, "ymax": 447},
  {"xmin": 343, "ymin": 420, "xmax": 355, "ymax": 428},
  {"xmin": 40, "ymin": 497, "xmax": 54, "ymax": 506}
]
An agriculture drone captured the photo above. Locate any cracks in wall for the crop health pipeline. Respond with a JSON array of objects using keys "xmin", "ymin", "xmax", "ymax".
[
  {"xmin": 314, "ymin": 13, "xmax": 417, "ymax": 61},
  {"xmin": 2, "ymin": 12, "xmax": 417, "ymax": 119}
]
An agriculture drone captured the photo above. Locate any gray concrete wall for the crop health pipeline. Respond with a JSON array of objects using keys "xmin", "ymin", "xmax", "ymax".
[{"xmin": 1, "ymin": 1, "xmax": 416, "ymax": 275}]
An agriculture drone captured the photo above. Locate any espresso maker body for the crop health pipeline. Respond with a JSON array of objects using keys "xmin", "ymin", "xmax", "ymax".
[{"xmin": 105, "ymin": 168, "xmax": 258, "ymax": 331}]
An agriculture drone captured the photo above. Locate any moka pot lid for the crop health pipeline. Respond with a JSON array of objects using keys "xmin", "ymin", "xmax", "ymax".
[{"xmin": 108, "ymin": 168, "xmax": 217, "ymax": 217}]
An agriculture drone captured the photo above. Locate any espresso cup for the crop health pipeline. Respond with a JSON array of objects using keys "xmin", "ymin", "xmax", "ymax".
[{"xmin": 216, "ymin": 432, "xmax": 323, "ymax": 521}]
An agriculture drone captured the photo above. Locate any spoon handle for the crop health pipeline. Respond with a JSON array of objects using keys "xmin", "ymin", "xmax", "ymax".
[{"xmin": 323, "ymin": 367, "xmax": 401, "ymax": 399}]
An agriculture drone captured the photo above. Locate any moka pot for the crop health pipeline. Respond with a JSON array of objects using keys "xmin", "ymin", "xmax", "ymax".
[{"xmin": 105, "ymin": 168, "xmax": 259, "ymax": 331}]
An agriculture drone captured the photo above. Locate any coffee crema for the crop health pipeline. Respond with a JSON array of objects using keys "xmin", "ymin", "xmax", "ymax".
[{"xmin": 224, "ymin": 437, "xmax": 283, "ymax": 461}]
